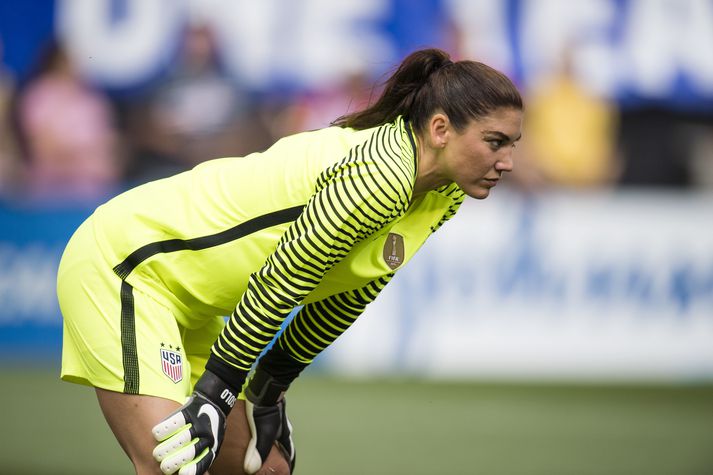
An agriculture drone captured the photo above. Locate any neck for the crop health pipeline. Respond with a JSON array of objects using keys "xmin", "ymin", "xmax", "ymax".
[{"xmin": 412, "ymin": 133, "xmax": 449, "ymax": 197}]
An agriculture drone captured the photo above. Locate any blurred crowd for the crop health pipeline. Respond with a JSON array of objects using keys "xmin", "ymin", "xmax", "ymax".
[{"xmin": 1, "ymin": 26, "xmax": 713, "ymax": 204}]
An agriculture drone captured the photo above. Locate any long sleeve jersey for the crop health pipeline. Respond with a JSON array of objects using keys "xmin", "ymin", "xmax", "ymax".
[{"xmin": 93, "ymin": 117, "xmax": 464, "ymax": 382}]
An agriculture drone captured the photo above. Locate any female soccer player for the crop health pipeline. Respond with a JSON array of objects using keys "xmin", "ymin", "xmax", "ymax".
[{"xmin": 57, "ymin": 48, "xmax": 522, "ymax": 475}]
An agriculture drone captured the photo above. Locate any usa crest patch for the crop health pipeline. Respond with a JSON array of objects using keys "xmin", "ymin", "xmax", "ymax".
[{"xmin": 160, "ymin": 348, "xmax": 183, "ymax": 384}]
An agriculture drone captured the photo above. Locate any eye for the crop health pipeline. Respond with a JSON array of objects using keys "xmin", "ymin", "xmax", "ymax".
[{"xmin": 487, "ymin": 139, "xmax": 503, "ymax": 150}]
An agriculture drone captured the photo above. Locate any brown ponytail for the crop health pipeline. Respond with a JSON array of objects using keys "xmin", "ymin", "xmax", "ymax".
[{"xmin": 332, "ymin": 48, "xmax": 522, "ymax": 133}]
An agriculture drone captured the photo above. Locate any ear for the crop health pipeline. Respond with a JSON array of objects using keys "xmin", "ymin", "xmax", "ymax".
[{"xmin": 428, "ymin": 113, "xmax": 450, "ymax": 148}]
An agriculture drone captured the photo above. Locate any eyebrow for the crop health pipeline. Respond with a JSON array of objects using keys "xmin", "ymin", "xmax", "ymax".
[{"xmin": 483, "ymin": 130, "xmax": 522, "ymax": 143}]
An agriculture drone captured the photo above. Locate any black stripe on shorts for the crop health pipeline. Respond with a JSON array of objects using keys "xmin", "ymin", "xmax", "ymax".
[{"xmin": 120, "ymin": 280, "xmax": 139, "ymax": 394}]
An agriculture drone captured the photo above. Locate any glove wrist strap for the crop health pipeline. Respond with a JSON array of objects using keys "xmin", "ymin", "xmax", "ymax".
[
  {"xmin": 245, "ymin": 366, "xmax": 290, "ymax": 406},
  {"xmin": 205, "ymin": 353, "xmax": 248, "ymax": 393},
  {"xmin": 246, "ymin": 345, "xmax": 309, "ymax": 406},
  {"xmin": 194, "ymin": 369, "xmax": 239, "ymax": 416}
]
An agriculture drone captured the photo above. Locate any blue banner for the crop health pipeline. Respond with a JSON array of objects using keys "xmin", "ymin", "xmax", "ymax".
[
  {"xmin": 2, "ymin": 0, "xmax": 713, "ymax": 111},
  {"xmin": 0, "ymin": 200, "xmax": 92, "ymax": 361}
]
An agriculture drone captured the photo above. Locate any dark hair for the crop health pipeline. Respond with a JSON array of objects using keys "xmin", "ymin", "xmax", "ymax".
[{"xmin": 332, "ymin": 48, "xmax": 522, "ymax": 132}]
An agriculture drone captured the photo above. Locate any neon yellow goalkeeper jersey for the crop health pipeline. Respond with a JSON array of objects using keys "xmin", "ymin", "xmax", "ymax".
[{"xmin": 92, "ymin": 117, "xmax": 464, "ymax": 370}]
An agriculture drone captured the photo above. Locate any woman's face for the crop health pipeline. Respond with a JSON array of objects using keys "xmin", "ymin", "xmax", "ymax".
[{"xmin": 441, "ymin": 107, "xmax": 522, "ymax": 199}]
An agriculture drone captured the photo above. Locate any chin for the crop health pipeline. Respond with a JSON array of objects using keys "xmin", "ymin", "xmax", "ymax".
[{"xmin": 465, "ymin": 187, "xmax": 492, "ymax": 200}]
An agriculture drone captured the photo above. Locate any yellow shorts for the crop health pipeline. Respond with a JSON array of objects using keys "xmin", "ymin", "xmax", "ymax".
[{"xmin": 57, "ymin": 217, "xmax": 226, "ymax": 404}]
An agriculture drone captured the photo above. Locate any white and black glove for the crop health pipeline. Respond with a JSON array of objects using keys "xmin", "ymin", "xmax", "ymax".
[
  {"xmin": 243, "ymin": 367, "xmax": 296, "ymax": 474},
  {"xmin": 152, "ymin": 370, "xmax": 238, "ymax": 475}
]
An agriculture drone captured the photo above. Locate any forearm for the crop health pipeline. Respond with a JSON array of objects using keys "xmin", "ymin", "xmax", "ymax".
[
  {"xmin": 268, "ymin": 274, "xmax": 394, "ymax": 381},
  {"xmin": 207, "ymin": 275, "xmax": 299, "ymax": 387}
]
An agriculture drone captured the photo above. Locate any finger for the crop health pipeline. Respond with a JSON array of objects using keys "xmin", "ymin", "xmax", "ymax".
[
  {"xmin": 244, "ymin": 401, "xmax": 280, "ymax": 474},
  {"xmin": 276, "ymin": 432, "xmax": 295, "ymax": 468},
  {"xmin": 243, "ymin": 438, "xmax": 263, "ymax": 475},
  {"xmin": 153, "ymin": 426, "xmax": 193, "ymax": 462},
  {"xmin": 251, "ymin": 402, "xmax": 282, "ymax": 454},
  {"xmin": 153, "ymin": 411, "xmax": 189, "ymax": 441},
  {"xmin": 275, "ymin": 441, "xmax": 295, "ymax": 474},
  {"xmin": 276, "ymin": 441, "xmax": 295, "ymax": 472},
  {"xmin": 278, "ymin": 402, "xmax": 295, "ymax": 465},
  {"xmin": 160, "ymin": 439, "xmax": 210, "ymax": 475},
  {"xmin": 177, "ymin": 447, "xmax": 215, "ymax": 475},
  {"xmin": 244, "ymin": 424, "xmax": 281, "ymax": 474}
]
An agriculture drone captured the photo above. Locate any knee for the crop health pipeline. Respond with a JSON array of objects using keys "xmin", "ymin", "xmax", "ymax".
[
  {"xmin": 212, "ymin": 446, "xmax": 291, "ymax": 475},
  {"xmin": 251, "ymin": 444, "xmax": 291, "ymax": 475},
  {"xmin": 131, "ymin": 458, "xmax": 164, "ymax": 475},
  {"xmin": 256, "ymin": 452, "xmax": 291, "ymax": 475}
]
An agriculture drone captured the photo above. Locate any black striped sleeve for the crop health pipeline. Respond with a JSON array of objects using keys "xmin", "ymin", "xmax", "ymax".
[
  {"xmin": 211, "ymin": 121, "xmax": 415, "ymax": 373},
  {"xmin": 275, "ymin": 274, "xmax": 394, "ymax": 363}
]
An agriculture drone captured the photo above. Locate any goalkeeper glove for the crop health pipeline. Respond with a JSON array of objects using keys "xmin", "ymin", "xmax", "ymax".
[
  {"xmin": 243, "ymin": 366, "xmax": 296, "ymax": 474},
  {"xmin": 152, "ymin": 370, "xmax": 238, "ymax": 475}
]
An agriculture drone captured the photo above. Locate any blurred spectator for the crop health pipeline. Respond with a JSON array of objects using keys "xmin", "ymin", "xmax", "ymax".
[
  {"xmin": 124, "ymin": 23, "xmax": 272, "ymax": 183},
  {"xmin": 15, "ymin": 40, "xmax": 122, "ymax": 201},
  {"xmin": 276, "ymin": 71, "xmax": 375, "ymax": 136},
  {"xmin": 0, "ymin": 37, "xmax": 23, "ymax": 196},
  {"xmin": 514, "ymin": 49, "xmax": 620, "ymax": 190}
]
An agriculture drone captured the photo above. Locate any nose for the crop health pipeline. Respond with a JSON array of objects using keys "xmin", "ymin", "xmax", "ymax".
[{"xmin": 495, "ymin": 148, "xmax": 514, "ymax": 173}]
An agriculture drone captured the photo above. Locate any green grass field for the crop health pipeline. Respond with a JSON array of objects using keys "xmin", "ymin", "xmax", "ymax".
[{"xmin": 3, "ymin": 368, "xmax": 713, "ymax": 474}]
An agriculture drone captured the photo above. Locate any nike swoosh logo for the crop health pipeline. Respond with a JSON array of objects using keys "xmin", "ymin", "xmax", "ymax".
[{"xmin": 197, "ymin": 404, "xmax": 220, "ymax": 453}]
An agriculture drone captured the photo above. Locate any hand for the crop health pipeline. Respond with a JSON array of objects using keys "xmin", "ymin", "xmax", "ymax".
[
  {"xmin": 243, "ymin": 369, "xmax": 296, "ymax": 474},
  {"xmin": 152, "ymin": 371, "xmax": 238, "ymax": 475}
]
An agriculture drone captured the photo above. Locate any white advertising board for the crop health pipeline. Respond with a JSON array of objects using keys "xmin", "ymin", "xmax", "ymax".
[{"xmin": 320, "ymin": 190, "xmax": 713, "ymax": 382}]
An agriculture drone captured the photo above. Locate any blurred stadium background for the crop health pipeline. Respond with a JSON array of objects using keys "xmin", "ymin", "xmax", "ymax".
[{"xmin": 1, "ymin": 0, "xmax": 712, "ymax": 474}]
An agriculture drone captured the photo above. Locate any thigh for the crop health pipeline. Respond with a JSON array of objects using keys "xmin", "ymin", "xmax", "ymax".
[
  {"xmin": 211, "ymin": 400, "xmax": 291, "ymax": 475},
  {"xmin": 96, "ymin": 388, "xmax": 180, "ymax": 475}
]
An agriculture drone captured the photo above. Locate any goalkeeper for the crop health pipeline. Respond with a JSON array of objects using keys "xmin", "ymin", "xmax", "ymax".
[{"xmin": 57, "ymin": 48, "xmax": 522, "ymax": 475}]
